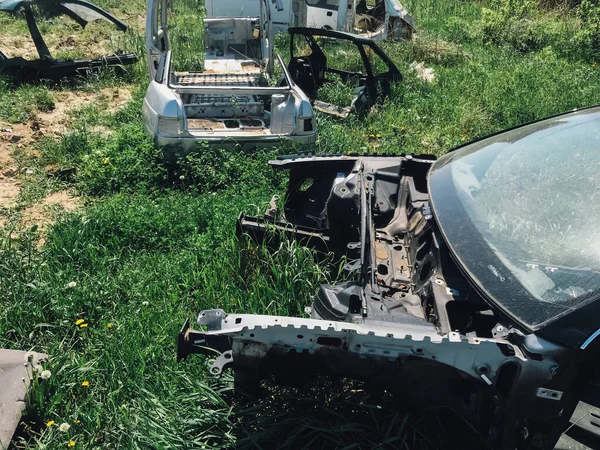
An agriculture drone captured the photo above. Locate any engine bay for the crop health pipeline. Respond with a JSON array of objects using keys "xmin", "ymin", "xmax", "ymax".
[
  {"xmin": 239, "ymin": 154, "xmax": 500, "ymax": 339},
  {"xmin": 178, "ymin": 155, "xmax": 584, "ymax": 450}
]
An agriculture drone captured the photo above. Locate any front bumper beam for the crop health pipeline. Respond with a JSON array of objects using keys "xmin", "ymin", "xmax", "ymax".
[{"xmin": 178, "ymin": 309, "xmax": 537, "ymax": 385}]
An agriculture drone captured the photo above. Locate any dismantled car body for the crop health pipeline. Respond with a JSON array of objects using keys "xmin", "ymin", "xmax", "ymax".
[
  {"xmin": 0, "ymin": 0, "xmax": 137, "ymax": 80},
  {"xmin": 143, "ymin": 0, "xmax": 316, "ymax": 156},
  {"xmin": 293, "ymin": 0, "xmax": 415, "ymax": 41},
  {"xmin": 283, "ymin": 28, "xmax": 401, "ymax": 118},
  {"xmin": 203, "ymin": 0, "xmax": 415, "ymax": 40},
  {"xmin": 180, "ymin": 107, "xmax": 600, "ymax": 449}
]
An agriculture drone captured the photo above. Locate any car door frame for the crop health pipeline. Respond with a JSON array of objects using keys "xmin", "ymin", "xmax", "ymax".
[{"xmin": 146, "ymin": 0, "xmax": 170, "ymax": 80}]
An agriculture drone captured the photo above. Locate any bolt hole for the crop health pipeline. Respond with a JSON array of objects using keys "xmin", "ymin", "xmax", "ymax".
[{"xmin": 297, "ymin": 335, "xmax": 304, "ymax": 339}]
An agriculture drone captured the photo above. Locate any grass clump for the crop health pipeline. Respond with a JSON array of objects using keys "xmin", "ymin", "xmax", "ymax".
[
  {"xmin": 575, "ymin": 0, "xmax": 600, "ymax": 60},
  {"xmin": 0, "ymin": 77, "xmax": 55, "ymax": 123}
]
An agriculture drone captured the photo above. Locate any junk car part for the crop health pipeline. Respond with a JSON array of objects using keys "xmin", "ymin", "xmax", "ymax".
[
  {"xmin": 143, "ymin": 0, "xmax": 317, "ymax": 154},
  {"xmin": 0, "ymin": 0, "xmax": 137, "ymax": 80},
  {"xmin": 180, "ymin": 151, "xmax": 600, "ymax": 449},
  {"xmin": 292, "ymin": 0, "xmax": 415, "ymax": 41},
  {"xmin": 282, "ymin": 28, "xmax": 401, "ymax": 118}
]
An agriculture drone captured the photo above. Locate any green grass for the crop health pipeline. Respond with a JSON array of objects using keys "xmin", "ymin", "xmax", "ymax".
[{"xmin": 2, "ymin": 0, "xmax": 600, "ymax": 448}]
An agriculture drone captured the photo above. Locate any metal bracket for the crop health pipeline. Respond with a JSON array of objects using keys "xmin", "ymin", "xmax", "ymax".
[
  {"xmin": 492, "ymin": 324, "xmax": 509, "ymax": 339},
  {"xmin": 197, "ymin": 309, "xmax": 226, "ymax": 331},
  {"xmin": 209, "ymin": 350, "xmax": 234, "ymax": 376},
  {"xmin": 343, "ymin": 260, "xmax": 362, "ymax": 272},
  {"xmin": 264, "ymin": 195, "xmax": 280, "ymax": 220},
  {"xmin": 536, "ymin": 387, "xmax": 563, "ymax": 401}
]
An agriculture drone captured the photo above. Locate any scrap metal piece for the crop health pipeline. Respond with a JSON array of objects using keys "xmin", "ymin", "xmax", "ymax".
[
  {"xmin": 536, "ymin": 387, "xmax": 564, "ymax": 401},
  {"xmin": 0, "ymin": 349, "xmax": 47, "ymax": 449},
  {"xmin": 292, "ymin": 0, "xmax": 415, "ymax": 41},
  {"xmin": 0, "ymin": 0, "xmax": 137, "ymax": 80},
  {"xmin": 209, "ymin": 350, "xmax": 234, "ymax": 376},
  {"xmin": 285, "ymin": 28, "xmax": 401, "ymax": 118}
]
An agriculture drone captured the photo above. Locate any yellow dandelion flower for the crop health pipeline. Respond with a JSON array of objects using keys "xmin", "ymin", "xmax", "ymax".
[
  {"xmin": 46, "ymin": 420, "xmax": 55, "ymax": 427},
  {"xmin": 103, "ymin": 158, "xmax": 109, "ymax": 165},
  {"xmin": 81, "ymin": 381, "xmax": 90, "ymax": 387},
  {"xmin": 107, "ymin": 323, "xmax": 113, "ymax": 329},
  {"xmin": 68, "ymin": 441, "xmax": 76, "ymax": 447},
  {"xmin": 79, "ymin": 323, "xmax": 88, "ymax": 328},
  {"xmin": 74, "ymin": 420, "xmax": 81, "ymax": 424},
  {"xmin": 75, "ymin": 319, "xmax": 85, "ymax": 325},
  {"xmin": 376, "ymin": 134, "xmax": 381, "ymax": 138}
]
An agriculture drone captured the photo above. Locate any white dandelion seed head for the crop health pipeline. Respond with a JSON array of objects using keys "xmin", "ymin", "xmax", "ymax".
[
  {"xmin": 40, "ymin": 370, "xmax": 52, "ymax": 380},
  {"xmin": 141, "ymin": 301, "xmax": 149, "ymax": 306},
  {"xmin": 33, "ymin": 364, "xmax": 43, "ymax": 373},
  {"xmin": 67, "ymin": 281, "xmax": 77, "ymax": 288},
  {"xmin": 59, "ymin": 423, "xmax": 70, "ymax": 432}
]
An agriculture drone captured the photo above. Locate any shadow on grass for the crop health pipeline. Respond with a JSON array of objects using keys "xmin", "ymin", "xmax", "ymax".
[{"xmin": 232, "ymin": 376, "xmax": 481, "ymax": 450}]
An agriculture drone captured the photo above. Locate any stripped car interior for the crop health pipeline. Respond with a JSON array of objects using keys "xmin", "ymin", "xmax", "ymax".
[
  {"xmin": 180, "ymin": 106, "xmax": 600, "ymax": 449},
  {"xmin": 0, "ymin": 0, "xmax": 137, "ymax": 80},
  {"xmin": 143, "ymin": 0, "xmax": 316, "ymax": 155},
  {"xmin": 282, "ymin": 27, "xmax": 401, "ymax": 118},
  {"xmin": 293, "ymin": 0, "xmax": 415, "ymax": 41}
]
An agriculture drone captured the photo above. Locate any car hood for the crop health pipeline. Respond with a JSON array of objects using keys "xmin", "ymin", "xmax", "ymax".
[{"xmin": 429, "ymin": 106, "xmax": 600, "ymax": 348}]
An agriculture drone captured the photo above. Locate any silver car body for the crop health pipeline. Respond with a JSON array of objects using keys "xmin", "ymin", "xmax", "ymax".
[{"xmin": 143, "ymin": 0, "xmax": 317, "ymax": 156}]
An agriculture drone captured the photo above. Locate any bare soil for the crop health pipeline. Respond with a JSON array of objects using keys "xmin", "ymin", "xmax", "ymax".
[
  {"xmin": 0, "ymin": 87, "xmax": 131, "ymax": 235},
  {"xmin": 0, "ymin": 21, "xmax": 121, "ymax": 60},
  {"xmin": 20, "ymin": 189, "xmax": 81, "ymax": 228}
]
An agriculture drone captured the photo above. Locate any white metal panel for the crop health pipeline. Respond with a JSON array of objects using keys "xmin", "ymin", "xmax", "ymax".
[{"xmin": 206, "ymin": 0, "xmax": 292, "ymax": 30}]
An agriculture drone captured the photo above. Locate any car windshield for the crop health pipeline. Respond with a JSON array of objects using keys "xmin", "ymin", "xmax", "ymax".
[{"xmin": 429, "ymin": 107, "xmax": 600, "ymax": 330}]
